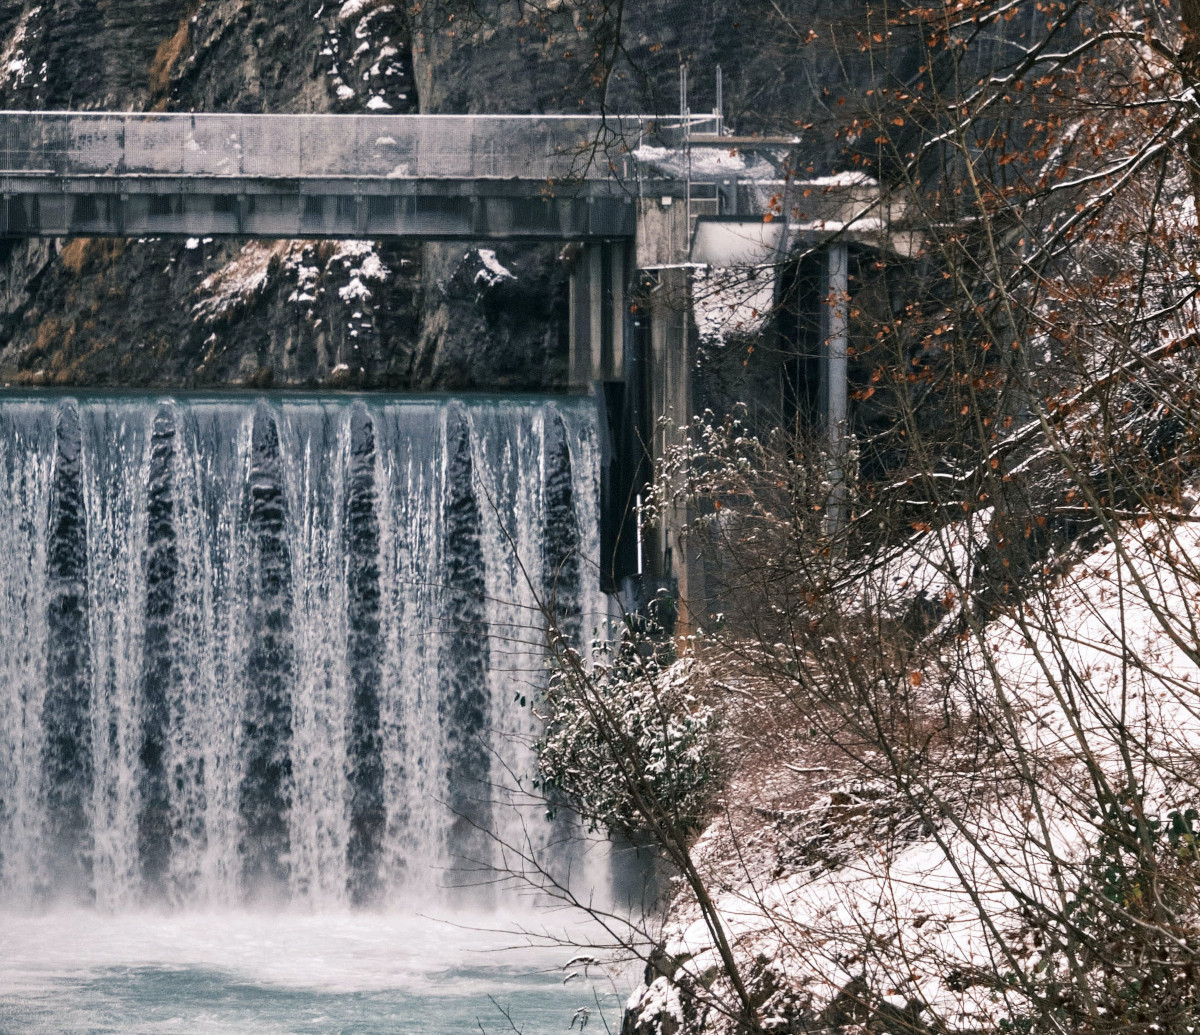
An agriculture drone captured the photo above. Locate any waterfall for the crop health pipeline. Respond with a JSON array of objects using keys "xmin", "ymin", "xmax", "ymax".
[{"xmin": 0, "ymin": 393, "xmax": 604, "ymax": 910}]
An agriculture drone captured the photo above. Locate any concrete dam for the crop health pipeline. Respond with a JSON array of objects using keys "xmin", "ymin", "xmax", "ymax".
[{"xmin": 0, "ymin": 111, "xmax": 896, "ymax": 907}]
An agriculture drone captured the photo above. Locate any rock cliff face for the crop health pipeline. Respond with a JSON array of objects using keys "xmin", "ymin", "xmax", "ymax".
[
  {"xmin": 0, "ymin": 0, "xmax": 570, "ymax": 389},
  {"xmin": 0, "ymin": 0, "xmax": 888, "ymax": 389}
]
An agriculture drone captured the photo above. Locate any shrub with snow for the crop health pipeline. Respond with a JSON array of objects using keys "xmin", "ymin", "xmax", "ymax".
[{"xmin": 536, "ymin": 633, "xmax": 720, "ymax": 839}]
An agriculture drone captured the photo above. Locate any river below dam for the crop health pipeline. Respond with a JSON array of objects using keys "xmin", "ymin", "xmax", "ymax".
[
  {"xmin": 0, "ymin": 909, "xmax": 625, "ymax": 1033},
  {"xmin": 0, "ymin": 392, "xmax": 624, "ymax": 1032}
]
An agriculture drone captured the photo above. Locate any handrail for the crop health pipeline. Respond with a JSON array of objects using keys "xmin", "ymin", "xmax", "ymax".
[{"xmin": 0, "ymin": 112, "xmax": 719, "ymax": 183}]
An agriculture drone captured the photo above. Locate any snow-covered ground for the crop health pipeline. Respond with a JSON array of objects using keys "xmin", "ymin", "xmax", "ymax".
[{"xmin": 627, "ymin": 515, "xmax": 1200, "ymax": 1032}]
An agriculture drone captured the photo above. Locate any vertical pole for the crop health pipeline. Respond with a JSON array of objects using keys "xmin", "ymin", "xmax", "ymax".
[
  {"xmin": 826, "ymin": 243, "xmax": 849, "ymax": 531},
  {"xmin": 569, "ymin": 257, "xmax": 582, "ymax": 388},
  {"xmin": 569, "ymin": 246, "xmax": 598, "ymax": 390},
  {"xmin": 680, "ymin": 64, "xmax": 691, "ymax": 242},
  {"xmin": 636, "ymin": 494, "xmax": 644, "ymax": 576},
  {"xmin": 715, "ymin": 65, "xmax": 723, "ymax": 136}
]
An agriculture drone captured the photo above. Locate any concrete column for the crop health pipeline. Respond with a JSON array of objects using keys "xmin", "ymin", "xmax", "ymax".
[
  {"xmin": 824, "ymin": 242, "xmax": 849, "ymax": 530},
  {"xmin": 588, "ymin": 244, "xmax": 604, "ymax": 381},
  {"xmin": 570, "ymin": 241, "xmax": 629, "ymax": 388},
  {"xmin": 568, "ymin": 246, "xmax": 592, "ymax": 390},
  {"xmin": 642, "ymin": 265, "xmax": 699, "ymax": 634},
  {"xmin": 608, "ymin": 243, "xmax": 625, "ymax": 380}
]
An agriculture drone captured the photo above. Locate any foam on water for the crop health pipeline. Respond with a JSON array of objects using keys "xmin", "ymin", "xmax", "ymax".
[{"xmin": 0, "ymin": 908, "xmax": 627, "ymax": 1032}]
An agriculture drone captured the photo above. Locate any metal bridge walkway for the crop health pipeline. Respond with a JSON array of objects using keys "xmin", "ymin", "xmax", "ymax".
[{"xmin": 0, "ymin": 112, "xmax": 710, "ymax": 240}]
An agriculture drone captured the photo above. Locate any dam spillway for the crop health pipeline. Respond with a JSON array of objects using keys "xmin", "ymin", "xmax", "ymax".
[{"xmin": 0, "ymin": 392, "xmax": 604, "ymax": 910}]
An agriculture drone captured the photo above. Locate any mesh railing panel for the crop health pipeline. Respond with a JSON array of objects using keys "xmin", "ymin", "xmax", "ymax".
[{"xmin": 0, "ymin": 113, "xmax": 704, "ymax": 181}]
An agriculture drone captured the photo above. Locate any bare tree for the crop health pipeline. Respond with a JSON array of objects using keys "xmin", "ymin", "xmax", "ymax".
[{"xmin": 509, "ymin": 2, "xmax": 1200, "ymax": 1033}]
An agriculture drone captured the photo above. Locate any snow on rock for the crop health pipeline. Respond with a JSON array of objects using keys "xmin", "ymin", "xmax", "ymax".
[
  {"xmin": 0, "ymin": 6, "xmax": 40, "ymax": 88},
  {"xmin": 192, "ymin": 241, "xmax": 302, "ymax": 323},
  {"xmin": 338, "ymin": 277, "xmax": 373, "ymax": 303},
  {"xmin": 193, "ymin": 240, "xmax": 389, "ymax": 319},
  {"xmin": 660, "ymin": 800, "xmax": 1082, "ymax": 1030},
  {"xmin": 365, "ymin": 94, "xmax": 391, "ymax": 110},
  {"xmin": 473, "ymin": 248, "xmax": 515, "ymax": 287},
  {"xmin": 337, "ymin": 0, "xmax": 372, "ymax": 20},
  {"xmin": 354, "ymin": 6, "xmax": 394, "ymax": 39},
  {"xmin": 627, "ymin": 976, "xmax": 685, "ymax": 1034},
  {"xmin": 287, "ymin": 262, "xmax": 319, "ymax": 305},
  {"xmin": 692, "ymin": 265, "xmax": 775, "ymax": 345},
  {"xmin": 332, "ymin": 240, "xmax": 390, "ymax": 303}
]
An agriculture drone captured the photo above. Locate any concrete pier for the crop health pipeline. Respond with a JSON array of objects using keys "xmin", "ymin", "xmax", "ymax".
[{"xmin": 568, "ymin": 240, "xmax": 629, "ymax": 389}]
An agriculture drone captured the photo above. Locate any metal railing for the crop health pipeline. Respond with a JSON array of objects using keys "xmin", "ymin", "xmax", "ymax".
[{"xmin": 0, "ymin": 112, "xmax": 720, "ymax": 182}]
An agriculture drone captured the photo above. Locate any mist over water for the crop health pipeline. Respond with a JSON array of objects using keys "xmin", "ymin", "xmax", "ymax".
[{"xmin": 0, "ymin": 907, "xmax": 626, "ymax": 1033}]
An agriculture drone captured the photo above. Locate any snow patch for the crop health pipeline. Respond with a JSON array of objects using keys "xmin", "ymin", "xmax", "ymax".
[
  {"xmin": 630, "ymin": 976, "xmax": 684, "ymax": 1031},
  {"xmin": 655, "ymin": 514, "xmax": 1200, "ymax": 1029},
  {"xmin": 634, "ymin": 144, "xmax": 781, "ymax": 181},
  {"xmin": 0, "ymin": 7, "xmax": 41, "ymax": 89},
  {"xmin": 355, "ymin": 6, "xmax": 394, "ymax": 39},
  {"xmin": 338, "ymin": 278, "xmax": 372, "ymax": 303},
  {"xmin": 332, "ymin": 241, "xmax": 390, "ymax": 302},
  {"xmin": 847, "ymin": 508, "xmax": 993, "ymax": 624},
  {"xmin": 337, "ymin": 0, "xmax": 371, "ymax": 20},
  {"xmin": 474, "ymin": 249, "xmax": 516, "ymax": 287},
  {"xmin": 806, "ymin": 170, "xmax": 878, "ymax": 189},
  {"xmin": 193, "ymin": 240, "xmax": 387, "ymax": 320},
  {"xmin": 192, "ymin": 241, "xmax": 303, "ymax": 323},
  {"xmin": 366, "ymin": 95, "xmax": 391, "ymax": 111},
  {"xmin": 692, "ymin": 265, "xmax": 776, "ymax": 345},
  {"xmin": 287, "ymin": 263, "xmax": 319, "ymax": 305}
]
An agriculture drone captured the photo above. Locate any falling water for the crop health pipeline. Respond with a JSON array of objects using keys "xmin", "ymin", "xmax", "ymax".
[{"xmin": 0, "ymin": 393, "xmax": 605, "ymax": 912}]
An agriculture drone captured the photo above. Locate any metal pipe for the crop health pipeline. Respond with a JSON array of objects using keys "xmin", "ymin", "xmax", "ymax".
[
  {"xmin": 636, "ymin": 494, "xmax": 644, "ymax": 576},
  {"xmin": 826, "ymin": 242, "xmax": 849, "ymax": 531},
  {"xmin": 715, "ymin": 65, "xmax": 723, "ymax": 135}
]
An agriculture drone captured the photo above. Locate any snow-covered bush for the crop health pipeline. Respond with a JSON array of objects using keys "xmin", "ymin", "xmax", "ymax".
[{"xmin": 535, "ymin": 634, "xmax": 720, "ymax": 838}]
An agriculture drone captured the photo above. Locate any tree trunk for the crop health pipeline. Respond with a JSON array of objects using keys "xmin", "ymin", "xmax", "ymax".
[{"xmin": 1180, "ymin": 0, "xmax": 1200, "ymax": 208}]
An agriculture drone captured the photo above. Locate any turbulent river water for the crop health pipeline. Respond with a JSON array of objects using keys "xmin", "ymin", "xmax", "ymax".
[{"xmin": 0, "ymin": 393, "xmax": 621, "ymax": 1033}]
